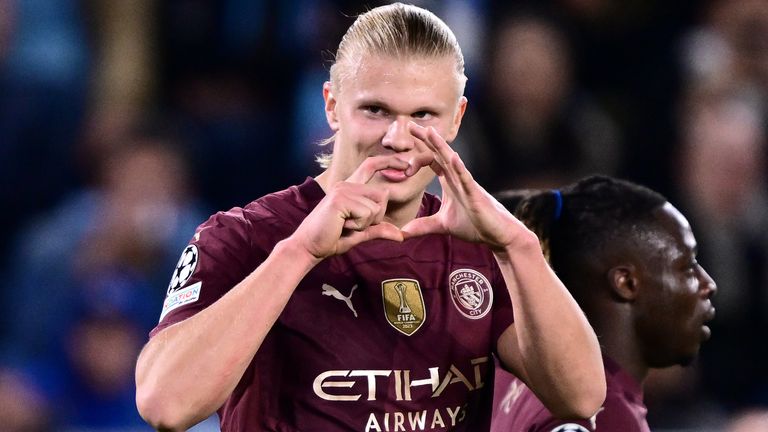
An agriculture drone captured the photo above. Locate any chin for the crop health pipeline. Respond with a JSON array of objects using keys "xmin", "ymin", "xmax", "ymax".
[
  {"xmin": 649, "ymin": 346, "xmax": 699, "ymax": 369},
  {"xmin": 676, "ymin": 343, "xmax": 702, "ymax": 367},
  {"xmin": 676, "ymin": 354, "xmax": 697, "ymax": 368}
]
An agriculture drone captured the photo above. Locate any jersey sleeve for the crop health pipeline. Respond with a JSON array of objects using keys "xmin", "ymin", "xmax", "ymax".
[
  {"xmin": 530, "ymin": 395, "xmax": 648, "ymax": 432},
  {"xmin": 530, "ymin": 418, "xmax": 595, "ymax": 432},
  {"xmin": 590, "ymin": 398, "xmax": 648, "ymax": 432},
  {"xmin": 490, "ymin": 255, "xmax": 515, "ymax": 347},
  {"xmin": 149, "ymin": 208, "xmax": 265, "ymax": 337}
]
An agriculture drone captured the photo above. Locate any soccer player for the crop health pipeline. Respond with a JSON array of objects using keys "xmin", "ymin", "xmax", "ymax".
[
  {"xmin": 491, "ymin": 175, "xmax": 717, "ymax": 432},
  {"xmin": 134, "ymin": 4, "xmax": 605, "ymax": 431}
]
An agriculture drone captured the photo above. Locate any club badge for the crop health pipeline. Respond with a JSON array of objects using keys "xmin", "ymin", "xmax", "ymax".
[{"xmin": 449, "ymin": 269, "xmax": 493, "ymax": 319}]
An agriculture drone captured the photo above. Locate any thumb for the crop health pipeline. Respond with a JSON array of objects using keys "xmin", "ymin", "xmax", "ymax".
[{"xmin": 400, "ymin": 215, "xmax": 444, "ymax": 240}]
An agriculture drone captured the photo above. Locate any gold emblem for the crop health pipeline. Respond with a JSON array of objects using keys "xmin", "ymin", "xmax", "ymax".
[{"xmin": 382, "ymin": 279, "xmax": 426, "ymax": 336}]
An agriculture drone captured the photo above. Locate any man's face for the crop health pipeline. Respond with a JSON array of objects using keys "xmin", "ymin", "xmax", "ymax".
[
  {"xmin": 634, "ymin": 203, "xmax": 718, "ymax": 368},
  {"xmin": 323, "ymin": 54, "xmax": 466, "ymax": 205}
]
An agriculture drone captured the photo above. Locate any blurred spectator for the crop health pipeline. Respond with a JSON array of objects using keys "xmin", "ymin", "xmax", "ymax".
[
  {"xmin": 59, "ymin": 313, "xmax": 147, "ymax": 430},
  {"xmin": 1, "ymin": 129, "xmax": 208, "ymax": 429},
  {"xmin": 154, "ymin": 0, "xmax": 309, "ymax": 210},
  {"xmin": 0, "ymin": 0, "xmax": 91, "ymax": 268},
  {"xmin": 683, "ymin": 0, "xmax": 768, "ymax": 103},
  {"xmin": 0, "ymin": 366, "xmax": 52, "ymax": 432},
  {"xmin": 672, "ymin": 84, "xmax": 768, "ymax": 415},
  {"xmin": 464, "ymin": 13, "xmax": 621, "ymax": 190},
  {"xmin": 2, "ymin": 130, "xmax": 207, "ymax": 360}
]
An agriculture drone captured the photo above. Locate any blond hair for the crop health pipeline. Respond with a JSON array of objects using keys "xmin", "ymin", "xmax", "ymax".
[{"xmin": 316, "ymin": 3, "xmax": 466, "ymax": 168}]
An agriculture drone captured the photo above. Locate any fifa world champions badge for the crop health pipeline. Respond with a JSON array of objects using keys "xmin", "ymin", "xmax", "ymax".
[{"xmin": 382, "ymin": 279, "xmax": 426, "ymax": 336}]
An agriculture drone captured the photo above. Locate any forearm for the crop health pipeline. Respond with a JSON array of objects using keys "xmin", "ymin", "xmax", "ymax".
[
  {"xmin": 135, "ymin": 238, "xmax": 319, "ymax": 430},
  {"xmin": 495, "ymin": 234, "xmax": 605, "ymax": 418}
]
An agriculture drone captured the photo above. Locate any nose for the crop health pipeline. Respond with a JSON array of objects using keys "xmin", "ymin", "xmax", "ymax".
[
  {"xmin": 699, "ymin": 266, "xmax": 717, "ymax": 300},
  {"xmin": 382, "ymin": 118, "xmax": 414, "ymax": 153}
]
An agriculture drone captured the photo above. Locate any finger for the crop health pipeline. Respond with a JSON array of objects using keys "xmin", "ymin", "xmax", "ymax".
[
  {"xmin": 340, "ymin": 195, "xmax": 382, "ymax": 231},
  {"xmin": 408, "ymin": 123, "xmax": 453, "ymax": 177},
  {"xmin": 341, "ymin": 193, "xmax": 386, "ymax": 230},
  {"xmin": 347, "ymin": 155, "xmax": 410, "ymax": 184},
  {"xmin": 338, "ymin": 222, "xmax": 404, "ymax": 251},
  {"xmin": 423, "ymin": 126, "xmax": 460, "ymax": 173},
  {"xmin": 408, "ymin": 123, "xmax": 452, "ymax": 160},
  {"xmin": 450, "ymin": 149, "xmax": 476, "ymax": 194},
  {"xmin": 336, "ymin": 182, "xmax": 389, "ymax": 205},
  {"xmin": 400, "ymin": 215, "xmax": 445, "ymax": 239},
  {"xmin": 406, "ymin": 132, "xmax": 436, "ymax": 177}
]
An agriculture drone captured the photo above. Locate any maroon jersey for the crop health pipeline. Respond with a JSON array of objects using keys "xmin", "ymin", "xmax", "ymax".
[
  {"xmin": 152, "ymin": 178, "xmax": 515, "ymax": 431},
  {"xmin": 491, "ymin": 355, "xmax": 649, "ymax": 432}
]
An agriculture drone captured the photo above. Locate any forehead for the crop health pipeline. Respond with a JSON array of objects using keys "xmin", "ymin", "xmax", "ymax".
[
  {"xmin": 339, "ymin": 54, "xmax": 463, "ymax": 103},
  {"xmin": 648, "ymin": 203, "xmax": 696, "ymax": 259}
]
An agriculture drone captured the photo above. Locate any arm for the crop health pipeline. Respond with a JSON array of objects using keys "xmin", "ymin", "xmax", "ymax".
[
  {"xmin": 402, "ymin": 123, "xmax": 605, "ymax": 419},
  {"xmin": 135, "ymin": 156, "xmax": 411, "ymax": 431},
  {"xmin": 494, "ymin": 238, "xmax": 605, "ymax": 419}
]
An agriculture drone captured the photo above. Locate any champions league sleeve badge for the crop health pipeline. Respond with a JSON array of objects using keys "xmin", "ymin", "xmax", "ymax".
[
  {"xmin": 167, "ymin": 244, "xmax": 199, "ymax": 294},
  {"xmin": 160, "ymin": 244, "xmax": 201, "ymax": 322}
]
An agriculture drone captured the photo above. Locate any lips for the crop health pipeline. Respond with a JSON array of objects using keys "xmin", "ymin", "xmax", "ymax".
[
  {"xmin": 379, "ymin": 168, "xmax": 409, "ymax": 182},
  {"xmin": 702, "ymin": 306, "xmax": 716, "ymax": 323},
  {"xmin": 700, "ymin": 306, "xmax": 716, "ymax": 341}
]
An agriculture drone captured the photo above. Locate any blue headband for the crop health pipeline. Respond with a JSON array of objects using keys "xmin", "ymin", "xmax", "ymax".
[{"xmin": 552, "ymin": 189, "xmax": 563, "ymax": 221}]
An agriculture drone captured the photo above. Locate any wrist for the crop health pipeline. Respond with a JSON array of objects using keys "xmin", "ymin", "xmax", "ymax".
[
  {"xmin": 273, "ymin": 237, "xmax": 323, "ymax": 270},
  {"xmin": 492, "ymin": 229, "xmax": 542, "ymax": 261}
]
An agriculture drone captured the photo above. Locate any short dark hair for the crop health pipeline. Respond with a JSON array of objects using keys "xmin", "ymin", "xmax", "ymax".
[{"xmin": 495, "ymin": 175, "xmax": 667, "ymax": 294}]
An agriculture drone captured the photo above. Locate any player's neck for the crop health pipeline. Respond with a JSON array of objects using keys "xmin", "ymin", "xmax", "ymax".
[
  {"xmin": 599, "ymin": 329, "xmax": 649, "ymax": 385},
  {"xmin": 384, "ymin": 197, "xmax": 423, "ymax": 228},
  {"xmin": 314, "ymin": 170, "xmax": 334, "ymax": 193},
  {"xmin": 593, "ymin": 310, "xmax": 650, "ymax": 385}
]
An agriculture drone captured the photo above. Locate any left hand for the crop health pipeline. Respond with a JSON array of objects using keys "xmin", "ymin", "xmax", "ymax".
[{"xmin": 401, "ymin": 123, "xmax": 526, "ymax": 250}]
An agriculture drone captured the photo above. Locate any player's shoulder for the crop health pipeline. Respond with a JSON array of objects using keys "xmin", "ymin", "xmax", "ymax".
[
  {"xmin": 589, "ymin": 391, "xmax": 649, "ymax": 432},
  {"xmin": 243, "ymin": 178, "xmax": 321, "ymax": 222}
]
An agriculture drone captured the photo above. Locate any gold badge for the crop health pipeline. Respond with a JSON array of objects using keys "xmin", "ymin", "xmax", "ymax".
[{"xmin": 382, "ymin": 279, "xmax": 426, "ymax": 336}]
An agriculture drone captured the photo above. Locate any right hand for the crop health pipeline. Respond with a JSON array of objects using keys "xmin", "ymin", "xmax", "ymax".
[{"xmin": 291, "ymin": 156, "xmax": 414, "ymax": 260}]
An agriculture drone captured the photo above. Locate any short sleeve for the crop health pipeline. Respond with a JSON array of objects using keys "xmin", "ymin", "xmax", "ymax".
[
  {"xmin": 491, "ymin": 257, "xmax": 514, "ymax": 346},
  {"xmin": 149, "ymin": 208, "xmax": 264, "ymax": 337},
  {"xmin": 531, "ymin": 419, "xmax": 595, "ymax": 432}
]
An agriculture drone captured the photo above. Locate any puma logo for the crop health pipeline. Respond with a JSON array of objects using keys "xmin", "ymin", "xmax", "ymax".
[{"xmin": 322, "ymin": 284, "xmax": 358, "ymax": 318}]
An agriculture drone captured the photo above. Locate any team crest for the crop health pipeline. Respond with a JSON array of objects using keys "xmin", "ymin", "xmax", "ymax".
[
  {"xmin": 168, "ymin": 245, "xmax": 199, "ymax": 294},
  {"xmin": 449, "ymin": 269, "xmax": 493, "ymax": 319},
  {"xmin": 382, "ymin": 279, "xmax": 426, "ymax": 336}
]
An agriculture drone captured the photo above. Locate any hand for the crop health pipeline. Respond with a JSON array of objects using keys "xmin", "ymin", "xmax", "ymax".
[
  {"xmin": 292, "ymin": 156, "xmax": 416, "ymax": 261},
  {"xmin": 401, "ymin": 123, "xmax": 527, "ymax": 250}
]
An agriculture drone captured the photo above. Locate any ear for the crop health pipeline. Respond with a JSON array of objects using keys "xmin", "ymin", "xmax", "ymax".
[
  {"xmin": 608, "ymin": 265, "xmax": 639, "ymax": 301},
  {"xmin": 445, "ymin": 96, "xmax": 467, "ymax": 143},
  {"xmin": 323, "ymin": 81, "xmax": 340, "ymax": 132}
]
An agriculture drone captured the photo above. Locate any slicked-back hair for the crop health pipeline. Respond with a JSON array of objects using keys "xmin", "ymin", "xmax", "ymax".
[
  {"xmin": 495, "ymin": 175, "xmax": 668, "ymax": 293},
  {"xmin": 330, "ymin": 2, "xmax": 465, "ymax": 92}
]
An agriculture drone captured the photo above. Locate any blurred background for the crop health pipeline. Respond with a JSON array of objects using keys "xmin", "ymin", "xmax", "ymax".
[{"xmin": 0, "ymin": 0, "xmax": 766, "ymax": 430}]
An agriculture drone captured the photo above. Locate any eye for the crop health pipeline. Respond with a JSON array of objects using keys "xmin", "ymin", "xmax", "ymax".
[
  {"xmin": 412, "ymin": 111, "xmax": 435, "ymax": 120},
  {"xmin": 363, "ymin": 105, "xmax": 387, "ymax": 117}
]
